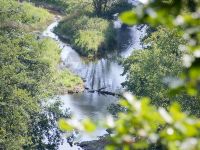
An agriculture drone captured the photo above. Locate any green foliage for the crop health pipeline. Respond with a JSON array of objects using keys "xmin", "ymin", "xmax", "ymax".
[
  {"xmin": 107, "ymin": 103, "xmax": 126, "ymax": 117},
  {"xmin": 103, "ymin": 1, "xmax": 132, "ymax": 18},
  {"xmin": 20, "ymin": 2, "xmax": 53, "ymax": 29},
  {"xmin": 55, "ymin": 16, "xmax": 116, "ymax": 58},
  {"xmin": 121, "ymin": 26, "xmax": 200, "ymax": 116},
  {"xmin": 0, "ymin": 0, "xmax": 53, "ymax": 30},
  {"xmin": 53, "ymin": 0, "xmax": 133, "ymax": 58},
  {"xmin": 109, "ymin": 0, "xmax": 200, "ymax": 149},
  {"xmin": 105, "ymin": 95, "xmax": 200, "ymax": 150},
  {"xmin": 0, "ymin": 1, "xmax": 83, "ymax": 149},
  {"xmin": 92, "ymin": 0, "xmax": 132, "ymax": 17},
  {"xmin": 55, "ymin": 69, "xmax": 83, "ymax": 93},
  {"xmin": 120, "ymin": 0, "xmax": 200, "ymax": 97},
  {"xmin": 58, "ymin": 117, "xmax": 96, "ymax": 133},
  {"xmin": 122, "ymin": 27, "xmax": 183, "ymax": 106},
  {"xmin": 109, "ymin": 0, "xmax": 200, "ymax": 148},
  {"xmin": 55, "ymin": 16, "xmax": 110, "ymax": 37},
  {"xmin": 24, "ymin": 101, "xmax": 71, "ymax": 150},
  {"xmin": 62, "ymin": 0, "xmax": 93, "ymax": 15},
  {"xmin": 0, "ymin": 31, "xmax": 52, "ymax": 149},
  {"xmin": 37, "ymin": 38, "xmax": 61, "ymax": 70},
  {"xmin": 32, "ymin": 38, "xmax": 83, "ymax": 93},
  {"xmin": 59, "ymin": 94, "xmax": 200, "ymax": 150},
  {"xmin": 31, "ymin": 0, "xmax": 130, "ymax": 16},
  {"xmin": 92, "ymin": 0, "xmax": 115, "ymax": 16},
  {"xmin": 29, "ymin": 0, "xmax": 70, "ymax": 12},
  {"xmin": 74, "ymin": 30, "xmax": 105, "ymax": 57}
]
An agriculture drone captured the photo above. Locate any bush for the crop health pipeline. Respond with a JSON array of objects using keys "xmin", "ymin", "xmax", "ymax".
[
  {"xmin": 74, "ymin": 30, "xmax": 105, "ymax": 57},
  {"xmin": 20, "ymin": 2, "xmax": 53, "ymax": 29},
  {"xmin": 122, "ymin": 27, "xmax": 183, "ymax": 106},
  {"xmin": 106, "ymin": 96, "xmax": 200, "ymax": 150},
  {"xmin": 55, "ymin": 69, "xmax": 83, "ymax": 93},
  {"xmin": 0, "ymin": 0, "xmax": 53, "ymax": 30},
  {"xmin": 55, "ymin": 16, "xmax": 116, "ymax": 58},
  {"xmin": 37, "ymin": 38, "xmax": 83, "ymax": 93}
]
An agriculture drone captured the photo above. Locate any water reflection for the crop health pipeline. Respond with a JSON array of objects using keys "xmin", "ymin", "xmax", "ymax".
[
  {"xmin": 60, "ymin": 93, "xmax": 118, "ymax": 120},
  {"xmin": 43, "ymin": 13, "xmax": 146, "ymax": 148}
]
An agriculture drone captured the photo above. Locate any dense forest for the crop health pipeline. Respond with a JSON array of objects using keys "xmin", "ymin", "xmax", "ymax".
[{"xmin": 1, "ymin": 0, "xmax": 200, "ymax": 150}]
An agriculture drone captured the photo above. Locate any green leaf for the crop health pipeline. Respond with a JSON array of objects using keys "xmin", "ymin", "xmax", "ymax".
[
  {"xmin": 120, "ymin": 11, "xmax": 137, "ymax": 25},
  {"xmin": 58, "ymin": 119, "xmax": 73, "ymax": 131},
  {"xmin": 82, "ymin": 118, "xmax": 96, "ymax": 132},
  {"xmin": 105, "ymin": 145, "xmax": 115, "ymax": 150}
]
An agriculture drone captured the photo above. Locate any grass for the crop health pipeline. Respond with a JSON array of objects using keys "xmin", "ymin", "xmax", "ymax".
[
  {"xmin": 0, "ymin": 1, "xmax": 53, "ymax": 31},
  {"xmin": 28, "ymin": 0, "xmax": 69, "ymax": 13},
  {"xmin": 56, "ymin": 69, "xmax": 84, "ymax": 94},
  {"xmin": 51, "ymin": 0, "xmax": 133, "ymax": 58},
  {"xmin": 39, "ymin": 38, "xmax": 84, "ymax": 94},
  {"xmin": 54, "ymin": 16, "xmax": 117, "ymax": 58},
  {"xmin": 19, "ymin": 2, "xmax": 84, "ymax": 93},
  {"xmin": 20, "ymin": 2, "xmax": 53, "ymax": 30}
]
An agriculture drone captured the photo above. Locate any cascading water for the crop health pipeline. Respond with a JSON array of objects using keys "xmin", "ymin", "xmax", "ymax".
[{"xmin": 42, "ymin": 1, "xmax": 146, "ymax": 149}]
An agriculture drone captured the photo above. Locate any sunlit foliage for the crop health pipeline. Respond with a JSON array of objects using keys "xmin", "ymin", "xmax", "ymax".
[
  {"xmin": 0, "ymin": 30, "xmax": 53, "ymax": 149},
  {"xmin": 53, "ymin": 0, "xmax": 131, "ymax": 58},
  {"xmin": 0, "ymin": 0, "xmax": 53, "ymax": 30},
  {"xmin": 55, "ymin": 14, "xmax": 116, "ymax": 58}
]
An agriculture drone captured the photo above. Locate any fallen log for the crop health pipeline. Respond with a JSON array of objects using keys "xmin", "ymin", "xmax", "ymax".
[
  {"xmin": 86, "ymin": 87, "xmax": 106, "ymax": 93},
  {"xmin": 85, "ymin": 87, "xmax": 122, "ymax": 97},
  {"xmin": 97, "ymin": 87, "xmax": 107, "ymax": 91},
  {"xmin": 84, "ymin": 86, "xmax": 89, "ymax": 90},
  {"xmin": 98, "ymin": 90, "xmax": 122, "ymax": 97}
]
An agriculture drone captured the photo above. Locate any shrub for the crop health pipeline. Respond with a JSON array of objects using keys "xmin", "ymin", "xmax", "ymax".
[
  {"xmin": 20, "ymin": 2, "xmax": 53, "ymax": 28},
  {"xmin": 55, "ymin": 69, "xmax": 83, "ymax": 93},
  {"xmin": 0, "ymin": 0, "xmax": 53, "ymax": 30},
  {"xmin": 55, "ymin": 16, "xmax": 116, "ymax": 58}
]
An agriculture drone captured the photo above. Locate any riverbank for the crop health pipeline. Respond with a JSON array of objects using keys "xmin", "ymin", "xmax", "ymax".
[
  {"xmin": 53, "ymin": 1, "xmax": 133, "ymax": 59},
  {"xmin": 55, "ymin": 69, "xmax": 84, "ymax": 94},
  {"xmin": 24, "ymin": 0, "xmax": 132, "ymax": 59},
  {"xmin": 19, "ymin": 0, "xmax": 68, "ymax": 14},
  {"xmin": 0, "ymin": 1, "xmax": 54, "ymax": 32},
  {"xmin": 40, "ymin": 17, "xmax": 84, "ymax": 94},
  {"xmin": 21, "ymin": 1, "xmax": 85, "ymax": 94},
  {"xmin": 0, "ymin": 1, "xmax": 78, "ymax": 148},
  {"xmin": 54, "ymin": 16, "xmax": 117, "ymax": 59}
]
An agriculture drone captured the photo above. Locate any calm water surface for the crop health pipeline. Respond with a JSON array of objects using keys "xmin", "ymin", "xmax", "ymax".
[{"xmin": 42, "ymin": 6, "xmax": 146, "ymax": 149}]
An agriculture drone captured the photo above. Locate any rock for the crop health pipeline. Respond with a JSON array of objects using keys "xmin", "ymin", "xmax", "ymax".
[{"xmin": 77, "ymin": 136, "xmax": 109, "ymax": 150}]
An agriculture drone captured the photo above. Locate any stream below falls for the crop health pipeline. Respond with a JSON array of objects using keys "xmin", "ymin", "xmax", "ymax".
[{"xmin": 42, "ymin": 10, "xmax": 146, "ymax": 150}]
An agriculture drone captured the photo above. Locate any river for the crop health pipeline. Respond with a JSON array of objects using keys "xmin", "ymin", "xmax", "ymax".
[{"xmin": 42, "ymin": 3, "xmax": 146, "ymax": 149}]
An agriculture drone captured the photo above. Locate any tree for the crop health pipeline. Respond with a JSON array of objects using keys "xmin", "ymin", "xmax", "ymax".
[
  {"xmin": 0, "ymin": 1, "xmax": 58, "ymax": 149},
  {"xmin": 122, "ymin": 27, "xmax": 183, "ymax": 104},
  {"xmin": 24, "ymin": 101, "xmax": 71, "ymax": 150},
  {"xmin": 120, "ymin": 0, "xmax": 200, "ymax": 96}
]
